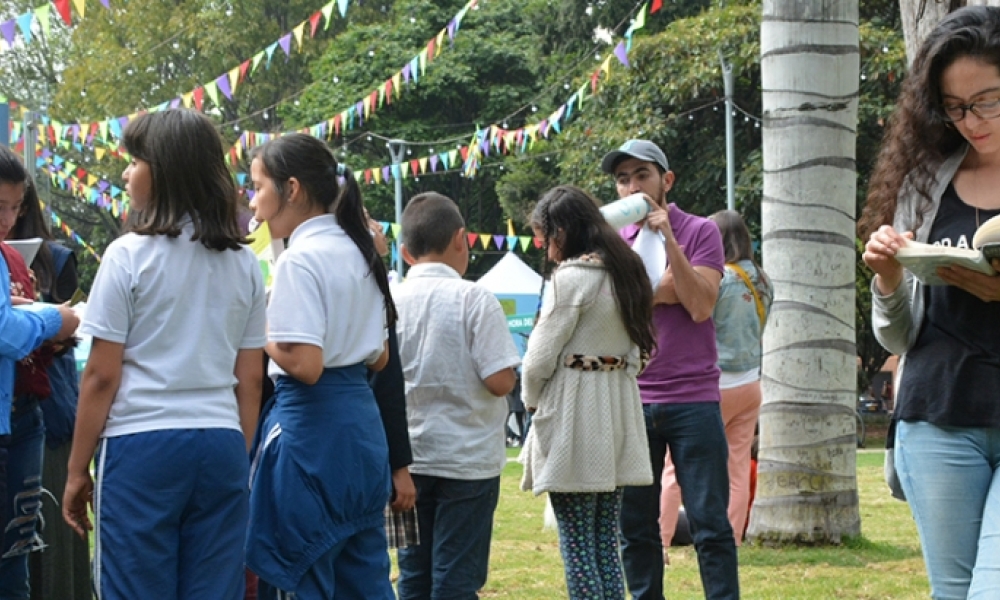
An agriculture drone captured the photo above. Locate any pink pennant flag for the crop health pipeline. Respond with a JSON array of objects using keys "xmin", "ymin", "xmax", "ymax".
[{"xmin": 309, "ymin": 11, "xmax": 322, "ymax": 37}]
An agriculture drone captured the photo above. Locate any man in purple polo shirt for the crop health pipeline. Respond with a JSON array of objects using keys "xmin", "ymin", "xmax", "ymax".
[{"xmin": 602, "ymin": 139, "xmax": 739, "ymax": 600}]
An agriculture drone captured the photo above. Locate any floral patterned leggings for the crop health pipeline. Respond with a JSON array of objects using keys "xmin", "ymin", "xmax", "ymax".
[{"xmin": 549, "ymin": 488, "xmax": 625, "ymax": 600}]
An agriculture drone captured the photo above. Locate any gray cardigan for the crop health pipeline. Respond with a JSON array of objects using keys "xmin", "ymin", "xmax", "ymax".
[{"xmin": 871, "ymin": 147, "xmax": 968, "ymax": 383}]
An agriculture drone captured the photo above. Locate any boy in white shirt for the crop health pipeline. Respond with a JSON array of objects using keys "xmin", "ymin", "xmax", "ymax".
[{"xmin": 394, "ymin": 192, "xmax": 520, "ymax": 599}]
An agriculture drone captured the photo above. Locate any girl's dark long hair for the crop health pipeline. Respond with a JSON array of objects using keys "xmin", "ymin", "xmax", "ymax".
[
  {"xmin": 122, "ymin": 109, "xmax": 246, "ymax": 251},
  {"xmin": 251, "ymin": 133, "xmax": 397, "ymax": 326},
  {"xmin": 710, "ymin": 209, "xmax": 770, "ymax": 287},
  {"xmin": 860, "ymin": 6, "xmax": 1000, "ymax": 238},
  {"xmin": 9, "ymin": 177, "xmax": 60, "ymax": 299},
  {"xmin": 531, "ymin": 185, "xmax": 656, "ymax": 356}
]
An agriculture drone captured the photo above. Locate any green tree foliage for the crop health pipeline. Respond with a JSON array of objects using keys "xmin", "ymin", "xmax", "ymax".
[
  {"xmin": 0, "ymin": 1, "xmax": 71, "ymax": 107},
  {"xmin": 42, "ymin": 0, "xmax": 358, "ymax": 288},
  {"xmin": 8, "ymin": 0, "xmax": 909, "ymax": 370}
]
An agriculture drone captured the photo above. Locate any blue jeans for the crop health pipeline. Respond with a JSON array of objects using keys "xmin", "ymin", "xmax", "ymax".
[
  {"xmin": 896, "ymin": 420, "xmax": 1000, "ymax": 599},
  {"xmin": 619, "ymin": 402, "xmax": 739, "ymax": 600},
  {"xmin": 0, "ymin": 402, "xmax": 45, "ymax": 600},
  {"xmin": 397, "ymin": 475, "xmax": 500, "ymax": 600}
]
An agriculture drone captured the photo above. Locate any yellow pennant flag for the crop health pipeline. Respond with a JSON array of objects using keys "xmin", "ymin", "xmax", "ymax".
[
  {"xmin": 87, "ymin": 174, "xmax": 98, "ymax": 186},
  {"xmin": 228, "ymin": 67, "xmax": 241, "ymax": 95},
  {"xmin": 392, "ymin": 73, "xmax": 402, "ymax": 99},
  {"xmin": 248, "ymin": 221, "xmax": 272, "ymax": 256},
  {"xmin": 72, "ymin": 0, "xmax": 85, "ymax": 18},
  {"xmin": 435, "ymin": 30, "xmax": 445, "ymax": 56},
  {"xmin": 293, "ymin": 22, "xmax": 306, "ymax": 51},
  {"xmin": 182, "ymin": 92, "xmax": 194, "ymax": 108},
  {"xmin": 77, "ymin": 125, "xmax": 88, "ymax": 144},
  {"xmin": 373, "ymin": 168, "xmax": 381, "ymax": 185},
  {"xmin": 479, "ymin": 234, "xmax": 491, "ymax": 250},
  {"xmin": 95, "ymin": 148, "xmax": 106, "ymax": 161},
  {"xmin": 507, "ymin": 219, "xmax": 515, "ymax": 237},
  {"xmin": 601, "ymin": 56, "xmax": 612, "ymax": 79},
  {"xmin": 419, "ymin": 157, "xmax": 428, "ymax": 174}
]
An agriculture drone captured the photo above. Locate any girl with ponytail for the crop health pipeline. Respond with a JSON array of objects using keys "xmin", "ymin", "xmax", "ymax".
[{"xmin": 246, "ymin": 133, "xmax": 396, "ymax": 598}]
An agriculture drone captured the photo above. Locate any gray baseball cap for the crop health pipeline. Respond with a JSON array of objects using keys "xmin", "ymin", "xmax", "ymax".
[{"xmin": 600, "ymin": 139, "xmax": 669, "ymax": 174}]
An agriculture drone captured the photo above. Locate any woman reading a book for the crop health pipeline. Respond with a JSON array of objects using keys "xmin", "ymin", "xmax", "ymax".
[{"xmin": 860, "ymin": 7, "xmax": 1000, "ymax": 598}]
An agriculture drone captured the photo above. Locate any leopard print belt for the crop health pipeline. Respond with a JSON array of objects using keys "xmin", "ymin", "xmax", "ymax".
[{"xmin": 563, "ymin": 354, "xmax": 628, "ymax": 371}]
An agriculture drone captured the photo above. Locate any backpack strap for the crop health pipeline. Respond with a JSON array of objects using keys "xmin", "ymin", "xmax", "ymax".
[
  {"xmin": 49, "ymin": 242, "xmax": 71, "ymax": 275},
  {"xmin": 727, "ymin": 263, "xmax": 766, "ymax": 329}
]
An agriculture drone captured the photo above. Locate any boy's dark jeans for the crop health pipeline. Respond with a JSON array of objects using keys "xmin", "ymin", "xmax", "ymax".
[{"xmin": 397, "ymin": 474, "xmax": 500, "ymax": 600}]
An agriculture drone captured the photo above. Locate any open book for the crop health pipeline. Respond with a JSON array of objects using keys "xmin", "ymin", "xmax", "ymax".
[{"xmin": 894, "ymin": 213, "xmax": 1000, "ymax": 285}]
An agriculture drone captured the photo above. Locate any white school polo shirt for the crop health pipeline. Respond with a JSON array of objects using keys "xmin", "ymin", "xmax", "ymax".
[
  {"xmin": 266, "ymin": 214, "xmax": 386, "ymax": 379},
  {"xmin": 394, "ymin": 262, "xmax": 521, "ymax": 480},
  {"xmin": 81, "ymin": 221, "xmax": 267, "ymax": 438}
]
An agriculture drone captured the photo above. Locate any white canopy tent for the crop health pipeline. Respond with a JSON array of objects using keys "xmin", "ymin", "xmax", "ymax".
[{"xmin": 477, "ymin": 252, "xmax": 543, "ymax": 296}]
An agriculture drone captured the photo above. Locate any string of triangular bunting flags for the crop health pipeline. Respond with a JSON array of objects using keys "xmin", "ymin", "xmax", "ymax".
[
  {"xmin": 0, "ymin": 0, "xmax": 105, "ymax": 50},
  {"xmin": 461, "ymin": 0, "xmax": 659, "ymax": 177},
  {"xmin": 39, "ymin": 199, "xmax": 102, "ymax": 261},
  {"xmin": 9, "ymin": 0, "xmax": 356, "ymax": 146},
  {"xmin": 228, "ymin": 0, "xmax": 477, "ymax": 163},
  {"xmin": 36, "ymin": 150, "xmax": 131, "ymax": 219}
]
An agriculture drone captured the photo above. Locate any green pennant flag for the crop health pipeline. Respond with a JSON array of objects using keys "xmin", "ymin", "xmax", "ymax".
[
  {"xmin": 321, "ymin": 2, "xmax": 334, "ymax": 29},
  {"xmin": 390, "ymin": 223, "xmax": 401, "ymax": 239},
  {"xmin": 204, "ymin": 80, "xmax": 220, "ymax": 108},
  {"xmin": 36, "ymin": 3, "xmax": 51, "ymax": 37},
  {"xmin": 634, "ymin": 3, "xmax": 647, "ymax": 30},
  {"xmin": 251, "ymin": 51, "xmax": 265, "ymax": 74},
  {"xmin": 519, "ymin": 236, "xmax": 531, "ymax": 252}
]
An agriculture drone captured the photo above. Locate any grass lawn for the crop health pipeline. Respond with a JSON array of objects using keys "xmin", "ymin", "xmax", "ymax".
[{"xmin": 457, "ymin": 448, "xmax": 928, "ymax": 599}]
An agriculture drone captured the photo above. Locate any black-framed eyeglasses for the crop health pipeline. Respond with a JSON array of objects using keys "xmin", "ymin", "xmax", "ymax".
[{"xmin": 940, "ymin": 97, "xmax": 1000, "ymax": 123}]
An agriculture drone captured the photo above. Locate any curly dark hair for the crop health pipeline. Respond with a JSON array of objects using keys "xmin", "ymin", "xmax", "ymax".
[{"xmin": 859, "ymin": 6, "xmax": 1000, "ymax": 238}]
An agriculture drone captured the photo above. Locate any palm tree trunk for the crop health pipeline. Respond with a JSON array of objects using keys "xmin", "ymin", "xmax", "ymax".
[{"xmin": 751, "ymin": 0, "xmax": 861, "ymax": 544}]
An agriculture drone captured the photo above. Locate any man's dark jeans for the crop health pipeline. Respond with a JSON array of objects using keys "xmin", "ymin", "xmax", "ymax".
[{"xmin": 620, "ymin": 402, "xmax": 739, "ymax": 600}]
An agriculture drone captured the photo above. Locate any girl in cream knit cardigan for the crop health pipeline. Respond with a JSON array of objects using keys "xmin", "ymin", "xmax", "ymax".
[{"xmin": 520, "ymin": 185, "xmax": 655, "ymax": 600}]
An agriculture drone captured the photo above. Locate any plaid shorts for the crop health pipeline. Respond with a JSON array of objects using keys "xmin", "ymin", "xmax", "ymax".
[{"xmin": 384, "ymin": 503, "xmax": 419, "ymax": 549}]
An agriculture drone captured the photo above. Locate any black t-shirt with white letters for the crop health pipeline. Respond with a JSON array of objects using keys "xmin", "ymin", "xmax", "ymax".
[{"xmin": 898, "ymin": 183, "xmax": 1000, "ymax": 428}]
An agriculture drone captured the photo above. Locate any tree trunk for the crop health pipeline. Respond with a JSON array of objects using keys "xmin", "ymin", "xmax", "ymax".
[
  {"xmin": 900, "ymin": 0, "xmax": 1000, "ymax": 65},
  {"xmin": 751, "ymin": 0, "xmax": 861, "ymax": 544}
]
